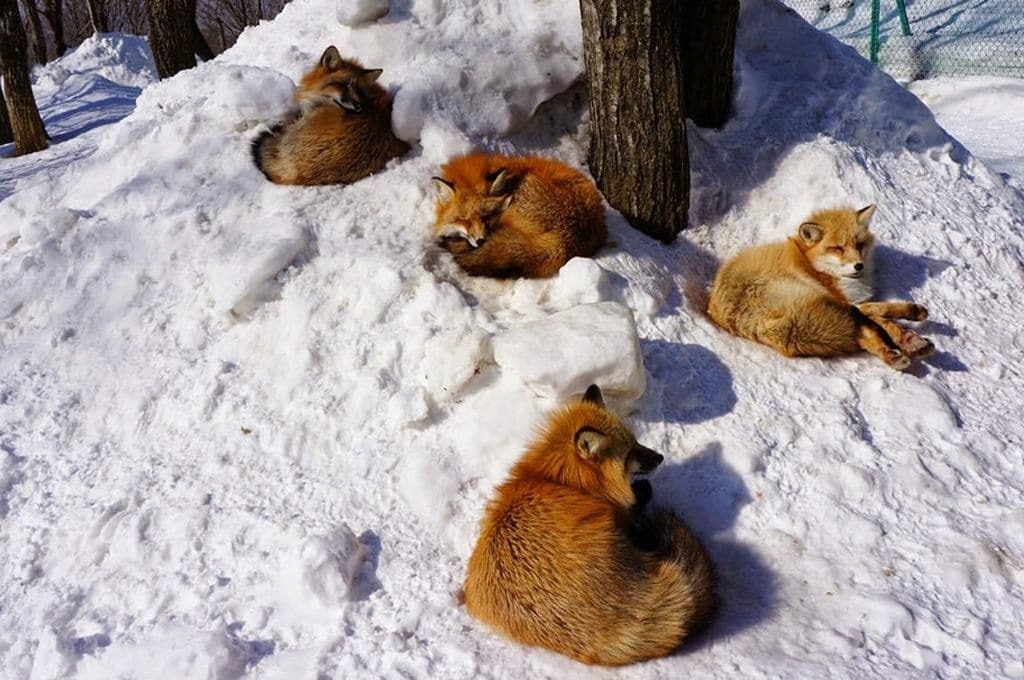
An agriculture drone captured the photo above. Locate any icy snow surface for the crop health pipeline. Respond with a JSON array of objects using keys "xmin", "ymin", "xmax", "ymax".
[{"xmin": 1, "ymin": 0, "xmax": 1024, "ymax": 678}]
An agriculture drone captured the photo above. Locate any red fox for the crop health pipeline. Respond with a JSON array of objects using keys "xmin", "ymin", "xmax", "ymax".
[
  {"xmin": 252, "ymin": 46, "xmax": 409, "ymax": 185},
  {"xmin": 707, "ymin": 205, "xmax": 933, "ymax": 370},
  {"xmin": 431, "ymin": 153, "xmax": 607, "ymax": 278},
  {"xmin": 464, "ymin": 385, "xmax": 716, "ymax": 666}
]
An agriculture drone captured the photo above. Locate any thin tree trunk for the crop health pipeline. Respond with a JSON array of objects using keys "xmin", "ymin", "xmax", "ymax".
[
  {"xmin": 0, "ymin": 82, "xmax": 13, "ymax": 145},
  {"xmin": 579, "ymin": 0, "xmax": 688, "ymax": 242},
  {"xmin": 19, "ymin": 0, "xmax": 47, "ymax": 64},
  {"xmin": 85, "ymin": 0, "xmax": 108, "ymax": 34},
  {"xmin": 0, "ymin": 0, "xmax": 48, "ymax": 155},
  {"xmin": 189, "ymin": 0, "xmax": 214, "ymax": 62},
  {"xmin": 41, "ymin": 0, "xmax": 66, "ymax": 57},
  {"xmin": 682, "ymin": 0, "xmax": 739, "ymax": 128},
  {"xmin": 145, "ymin": 0, "xmax": 196, "ymax": 78}
]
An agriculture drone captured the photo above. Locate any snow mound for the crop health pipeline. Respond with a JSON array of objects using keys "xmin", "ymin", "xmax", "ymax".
[
  {"xmin": 337, "ymin": 0, "xmax": 391, "ymax": 26},
  {"xmin": 493, "ymin": 301, "xmax": 647, "ymax": 405},
  {"xmin": 2, "ymin": 0, "xmax": 1024, "ymax": 677},
  {"xmin": 33, "ymin": 33, "xmax": 157, "ymax": 93}
]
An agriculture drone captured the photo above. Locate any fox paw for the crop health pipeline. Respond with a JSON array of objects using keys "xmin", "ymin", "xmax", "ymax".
[
  {"xmin": 907, "ymin": 304, "xmax": 928, "ymax": 321},
  {"xmin": 900, "ymin": 331, "xmax": 935, "ymax": 358},
  {"xmin": 885, "ymin": 348, "xmax": 912, "ymax": 371}
]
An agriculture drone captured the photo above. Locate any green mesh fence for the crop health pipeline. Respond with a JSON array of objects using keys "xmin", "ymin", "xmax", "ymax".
[{"xmin": 783, "ymin": 0, "xmax": 1024, "ymax": 79}]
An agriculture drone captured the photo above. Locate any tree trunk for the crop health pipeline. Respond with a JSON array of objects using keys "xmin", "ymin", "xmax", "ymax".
[
  {"xmin": 41, "ymin": 0, "xmax": 66, "ymax": 57},
  {"xmin": 19, "ymin": 0, "xmax": 47, "ymax": 64},
  {"xmin": 683, "ymin": 0, "xmax": 739, "ymax": 129},
  {"xmin": 579, "ymin": 0, "xmax": 688, "ymax": 242},
  {"xmin": 189, "ymin": 0, "xmax": 214, "ymax": 62},
  {"xmin": 85, "ymin": 0, "xmax": 108, "ymax": 33},
  {"xmin": 0, "ymin": 0, "xmax": 48, "ymax": 155},
  {"xmin": 0, "ymin": 82, "xmax": 13, "ymax": 145},
  {"xmin": 145, "ymin": 0, "xmax": 198, "ymax": 78}
]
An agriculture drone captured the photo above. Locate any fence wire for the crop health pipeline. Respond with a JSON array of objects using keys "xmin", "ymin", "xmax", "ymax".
[{"xmin": 782, "ymin": 0, "xmax": 1024, "ymax": 79}]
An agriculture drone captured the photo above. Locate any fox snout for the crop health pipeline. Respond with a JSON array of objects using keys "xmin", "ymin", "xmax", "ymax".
[{"xmin": 629, "ymin": 445, "xmax": 664, "ymax": 476}]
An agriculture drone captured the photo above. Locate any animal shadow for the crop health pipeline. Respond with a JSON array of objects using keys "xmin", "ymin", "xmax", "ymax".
[
  {"xmin": 652, "ymin": 442, "xmax": 776, "ymax": 648},
  {"xmin": 638, "ymin": 340, "xmax": 737, "ymax": 424},
  {"xmin": 873, "ymin": 244, "xmax": 952, "ymax": 300}
]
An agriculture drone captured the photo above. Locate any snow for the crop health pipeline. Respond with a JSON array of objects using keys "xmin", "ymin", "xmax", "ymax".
[{"xmin": 1, "ymin": 0, "xmax": 1024, "ymax": 678}]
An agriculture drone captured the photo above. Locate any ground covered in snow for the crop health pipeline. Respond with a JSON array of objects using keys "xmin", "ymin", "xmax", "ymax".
[{"xmin": 2, "ymin": 1, "xmax": 1023, "ymax": 678}]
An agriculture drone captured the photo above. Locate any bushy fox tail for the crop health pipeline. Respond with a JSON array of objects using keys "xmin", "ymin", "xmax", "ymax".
[{"xmin": 251, "ymin": 125, "xmax": 283, "ymax": 182}]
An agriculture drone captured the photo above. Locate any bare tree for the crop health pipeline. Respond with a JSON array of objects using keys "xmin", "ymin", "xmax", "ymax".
[
  {"xmin": 85, "ymin": 0, "xmax": 108, "ymax": 33},
  {"xmin": 144, "ymin": 0, "xmax": 210, "ymax": 78},
  {"xmin": 19, "ymin": 0, "xmax": 48, "ymax": 63},
  {"xmin": 41, "ymin": 0, "xmax": 67, "ymax": 57},
  {"xmin": 0, "ymin": 82, "xmax": 13, "ymax": 145},
  {"xmin": 0, "ymin": 0, "xmax": 48, "ymax": 155},
  {"xmin": 579, "ymin": 0, "xmax": 738, "ymax": 241}
]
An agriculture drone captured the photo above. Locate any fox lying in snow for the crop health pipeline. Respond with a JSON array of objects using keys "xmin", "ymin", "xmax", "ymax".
[
  {"xmin": 708, "ymin": 205, "xmax": 933, "ymax": 370},
  {"xmin": 464, "ymin": 385, "xmax": 716, "ymax": 666},
  {"xmin": 252, "ymin": 46, "xmax": 409, "ymax": 185},
  {"xmin": 431, "ymin": 153, "xmax": 607, "ymax": 278}
]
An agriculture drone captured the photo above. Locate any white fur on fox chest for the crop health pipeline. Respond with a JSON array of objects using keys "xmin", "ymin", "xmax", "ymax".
[{"xmin": 838, "ymin": 271, "xmax": 874, "ymax": 303}]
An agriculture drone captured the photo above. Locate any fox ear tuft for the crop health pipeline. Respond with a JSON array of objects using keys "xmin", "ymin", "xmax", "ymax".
[
  {"xmin": 856, "ymin": 204, "xmax": 877, "ymax": 226},
  {"xmin": 799, "ymin": 222, "xmax": 823, "ymax": 245},
  {"xmin": 431, "ymin": 177, "xmax": 455, "ymax": 202},
  {"xmin": 361, "ymin": 68, "xmax": 383, "ymax": 82},
  {"xmin": 575, "ymin": 428, "xmax": 608, "ymax": 459},
  {"xmin": 582, "ymin": 384, "xmax": 604, "ymax": 406},
  {"xmin": 320, "ymin": 46, "xmax": 343, "ymax": 71},
  {"xmin": 489, "ymin": 169, "xmax": 509, "ymax": 196}
]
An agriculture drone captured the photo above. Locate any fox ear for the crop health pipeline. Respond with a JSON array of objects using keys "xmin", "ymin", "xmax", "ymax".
[
  {"xmin": 489, "ymin": 169, "xmax": 509, "ymax": 196},
  {"xmin": 431, "ymin": 177, "xmax": 455, "ymax": 202},
  {"xmin": 582, "ymin": 384, "xmax": 604, "ymax": 406},
  {"xmin": 799, "ymin": 222, "xmax": 823, "ymax": 245},
  {"xmin": 320, "ymin": 46, "xmax": 343, "ymax": 71},
  {"xmin": 499, "ymin": 194, "xmax": 513, "ymax": 212},
  {"xmin": 361, "ymin": 68, "xmax": 383, "ymax": 82},
  {"xmin": 856, "ymin": 204, "xmax": 877, "ymax": 226},
  {"xmin": 575, "ymin": 428, "xmax": 608, "ymax": 459}
]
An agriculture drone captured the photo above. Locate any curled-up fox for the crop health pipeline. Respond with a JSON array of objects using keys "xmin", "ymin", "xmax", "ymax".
[
  {"xmin": 252, "ymin": 46, "xmax": 409, "ymax": 185},
  {"xmin": 431, "ymin": 153, "xmax": 607, "ymax": 278},
  {"xmin": 464, "ymin": 385, "xmax": 716, "ymax": 666},
  {"xmin": 708, "ymin": 205, "xmax": 934, "ymax": 370}
]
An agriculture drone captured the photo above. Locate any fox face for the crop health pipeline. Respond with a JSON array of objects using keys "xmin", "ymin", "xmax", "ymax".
[
  {"xmin": 797, "ymin": 204, "xmax": 877, "ymax": 281},
  {"xmin": 432, "ymin": 169, "xmax": 514, "ymax": 249},
  {"xmin": 567, "ymin": 385, "xmax": 664, "ymax": 498},
  {"xmin": 297, "ymin": 46, "xmax": 385, "ymax": 115}
]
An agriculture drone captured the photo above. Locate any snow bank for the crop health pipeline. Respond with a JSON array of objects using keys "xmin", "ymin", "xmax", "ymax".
[
  {"xmin": 33, "ymin": 33, "xmax": 157, "ymax": 93},
  {"xmin": 2, "ymin": 0, "xmax": 1024, "ymax": 678}
]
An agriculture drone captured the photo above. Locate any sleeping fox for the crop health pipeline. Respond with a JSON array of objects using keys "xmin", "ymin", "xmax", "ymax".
[
  {"xmin": 464, "ymin": 385, "xmax": 716, "ymax": 666},
  {"xmin": 707, "ymin": 205, "xmax": 933, "ymax": 370},
  {"xmin": 252, "ymin": 46, "xmax": 409, "ymax": 185},
  {"xmin": 431, "ymin": 153, "xmax": 607, "ymax": 278}
]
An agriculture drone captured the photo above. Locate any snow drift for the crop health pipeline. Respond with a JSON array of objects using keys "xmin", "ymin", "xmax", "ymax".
[{"xmin": 1, "ymin": 0, "xmax": 1023, "ymax": 678}]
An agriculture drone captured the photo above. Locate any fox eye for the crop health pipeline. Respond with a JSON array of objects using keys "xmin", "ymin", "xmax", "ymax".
[{"xmin": 828, "ymin": 246, "xmax": 843, "ymax": 253}]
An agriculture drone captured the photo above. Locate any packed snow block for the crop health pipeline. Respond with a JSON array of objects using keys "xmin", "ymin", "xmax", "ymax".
[
  {"xmin": 337, "ymin": 0, "xmax": 390, "ymax": 26},
  {"xmin": 492, "ymin": 302, "xmax": 646, "ymax": 404},
  {"xmin": 301, "ymin": 525, "xmax": 371, "ymax": 605}
]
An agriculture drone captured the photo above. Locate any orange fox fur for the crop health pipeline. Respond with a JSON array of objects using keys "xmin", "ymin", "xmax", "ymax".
[
  {"xmin": 252, "ymin": 46, "xmax": 409, "ymax": 185},
  {"xmin": 707, "ymin": 205, "xmax": 933, "ymax": 370},
  {"xmin": 431, "ymin": 153, "xmax": 607, "ymax": 278},
  {"xmin": 464, "ymin": 385, "xmax": 716, "ymax": 666}
]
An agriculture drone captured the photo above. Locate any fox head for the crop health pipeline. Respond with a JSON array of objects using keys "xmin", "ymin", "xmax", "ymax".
[
  {"xmin": 297, "ymin": 46, "xmax": 386, "ymax": 115},
  {"xmin": 431, "ymin": 162, "xmax": 514, "ymax": 249},
  {"xmin": 522, "ymin": 385, "xmax": 664, "ymax": 508},
  {"xmin": 794, "ymin": 205, "xmax": 876, "ymax": 282}
]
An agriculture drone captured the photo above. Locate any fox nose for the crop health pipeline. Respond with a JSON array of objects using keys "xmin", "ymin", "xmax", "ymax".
[{"xmin": 854, "ymin": 262, "xmax": 864, "ymax": 272}]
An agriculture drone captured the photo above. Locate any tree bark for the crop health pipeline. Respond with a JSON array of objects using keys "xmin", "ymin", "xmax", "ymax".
[
  {"xmin": 41, "ymin": 0, "xmax": 66, "ymax": 57},
  {"xmin": 0, "ymin": 82, "xmax": 13, "ymax": 145},
  {"xmin": 190, "ymin": 0, "xmax": 214, "ymax": 62},
  {"xmin": 145, "ymin": 0, "xmax": 205, "ymax": 78},
  {"xmin": 682, "ymin": 0, "xmax": 739, "ymax": 129},
  {"xmin": 19, "ymin": 0, "xmax": 47, "ymax": 64},
  {"xmin": 579, "ymin": 0, "xmax": 688, "ymax": 242},
  {"xmin": 85, "ymin": 0, "xmax": 108, "ymax": 33},
  {"xmin": 0, "ymin": 0, "xmax": 48, "ymax": 155}
]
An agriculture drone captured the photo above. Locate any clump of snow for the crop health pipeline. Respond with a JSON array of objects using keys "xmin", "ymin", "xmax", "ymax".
[
  {"xmin": 337, "ymin": 0, "xmax": 390, "ymax": 26},
  {"xmin": 493, "ymin": 301, "xmax": 647, "ymax": 405},
  {"xmin": 33, "ymin": 33, "xmax": 157, "ymax": 93},
  {"xmin": 2, "ymin": 0, "xmax": 1024, "ymax": 677}
]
